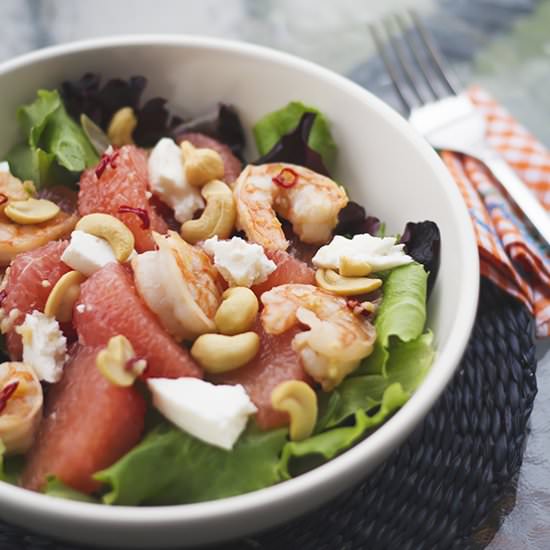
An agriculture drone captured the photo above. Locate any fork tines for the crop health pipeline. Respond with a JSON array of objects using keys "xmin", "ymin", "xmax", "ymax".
[{"xmin": 369, "ymin": 10, "xmax": 459, "ymax": 114}]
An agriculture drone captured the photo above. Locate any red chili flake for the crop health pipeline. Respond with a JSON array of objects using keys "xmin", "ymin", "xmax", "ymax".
[
  {"xmin": 0, "ymin": 193, "xmax": 8, "ymax": 206},
  {"xmin": 0, "ymin": 381, "xmax": 19, "ymax": 414},
  {"xmin": 272, "ymin": 167, "xmax": 299, "ymax": 189},
  {"xmin": 95, "ymin": 149, "xmax": 120, "ymax": 179},
  {"xmin": 118, "ymin": 206, "xmax": 150, "ymax": 229},
  {"xmin": 0, "ymin": 289, "xmax": 7, "ymax": 307}
]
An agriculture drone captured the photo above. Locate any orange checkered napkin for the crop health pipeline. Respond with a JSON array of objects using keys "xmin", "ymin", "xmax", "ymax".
[{"xmin": 441, "ymin": 87, "xmax": 550, "ymax": 338}]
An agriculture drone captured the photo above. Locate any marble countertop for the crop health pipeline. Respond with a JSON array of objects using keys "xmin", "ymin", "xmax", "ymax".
[{"xmin": 1, "ymin": 0, "xmax": 549, "ymax": 548}]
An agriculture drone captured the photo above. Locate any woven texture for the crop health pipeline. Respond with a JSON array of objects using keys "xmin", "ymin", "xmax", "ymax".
[{"xmin": 0, "ymin": 277, "xmax": 537, "ymax": 550}]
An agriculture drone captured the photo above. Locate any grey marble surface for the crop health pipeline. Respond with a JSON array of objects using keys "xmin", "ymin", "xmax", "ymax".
[{"xmin": 0, "ymin": 0, "xmax": 549, "ymax": 548}]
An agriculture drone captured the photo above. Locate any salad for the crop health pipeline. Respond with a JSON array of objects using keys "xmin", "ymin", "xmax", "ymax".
[{"xmin": 0, "ymin": 74, "xmax": 440, "ymax": 505}]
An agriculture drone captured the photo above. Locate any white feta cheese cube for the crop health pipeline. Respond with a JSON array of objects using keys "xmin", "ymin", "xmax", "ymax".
[
  {"xmin": 148, "ymin": 138, "xmax": 204, "ymax": 223},
  {"xmin": 202, "ymin": 236, "xmax": 276, "ymax": 287},
  {"xmin": 17, "ymin": 311, "xmax": 67, "ymax": 383},
  {"xmin": 0, "ymin": 161, "xmax": 10, "ymax": 174},
  {"xmin": 312, "ymin": 234, "xmax": 413, "ymax": 272},
  {"xmin": 61, "ymin": 230, "xmax": 117, "ymax": 276},
  {"xmin": 147, "ymin": 378, "xmax": 257, "ymax": 450}
]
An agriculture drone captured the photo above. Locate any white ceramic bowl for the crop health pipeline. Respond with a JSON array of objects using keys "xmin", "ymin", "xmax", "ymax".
[{"xmin": 0, "ymin": 36, "xmax": 478, "ymax": 548}]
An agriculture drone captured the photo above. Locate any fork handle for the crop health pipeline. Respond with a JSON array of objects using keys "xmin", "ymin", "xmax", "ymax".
[{"xmin": 481, "ymin": 153, "xmax": 550, "ymax": 246}]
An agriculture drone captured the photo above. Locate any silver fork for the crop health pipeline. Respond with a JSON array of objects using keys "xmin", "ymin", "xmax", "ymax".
[{"xmin": 369, "ymin": 10, "xmax": 550, "ymax": 246}]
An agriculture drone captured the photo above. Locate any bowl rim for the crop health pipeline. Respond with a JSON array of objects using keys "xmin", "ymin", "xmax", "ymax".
[{"xmin": 0, "ymin": 34, "xmax": 479, "ymax": 527}]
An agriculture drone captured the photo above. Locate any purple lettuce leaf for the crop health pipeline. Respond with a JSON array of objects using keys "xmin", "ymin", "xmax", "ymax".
[
  {"xmin": 133, "ymin": 97, "xmax": 183, "ymax": 147},
  {"xmin": 61, "ymin": 74, "xmax": 144, "ymax": 128},
  {"xmin": 253, "ymin": 113, "xmax": 330, "ymax": 176},
  {"xmin": 400, "ymin": 221, "xmax": 441, "ymax": 294},
  {"xmin": 334, "ymin": 201, "xmax": 381, "ymax": 237},
  {"xmin": 60, "ymin": 73, "xmax": 182, "ymax": 147},
  {"xmin": 171, "ymin": 104, "xmax": 246, "ymax": 159}
]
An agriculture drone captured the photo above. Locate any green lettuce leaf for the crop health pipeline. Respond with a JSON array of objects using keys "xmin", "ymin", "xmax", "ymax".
[
  {"xmin": 279, "ymin": 383, "xmax": 409, "ymax": 479},
  {"xmin": 280, "ymin": 262, "xmax": 433, "ymax": 476},
  {"xmin": 253, "ymin": 101, "xmax": 337, "ymax": 170},
  {"xmin": 18, "ymin": 89, "xmax": 61, "ymax": 148},
  {"xmin": 44, "ymin": 476, "xmax": 97, "ymax": 503},
  {"xmin": 0, "ymin": 439, "xmax": 24, "ymax": 485},
  {"xmin": 385, "ymin": 331, "xmax": 434, "ymax": 389},
  {"xmin": 359, "ymin": 262, "xmax": 428, "ymax": 376},
  {"xmin": 357, "ymin": 339, "xmax": 388, "ymax": 376},
  {"xmin": 375, "ymin": 262, "xmax": 428, "ymax": 348},
  {"xmin": 95, "ymin": 422, "xmax": 288, "ymax": 506},
  {"xmin": 317, "ymin": 332, "xmax": 434, "ymax": 430},
  {"xmin": 316, "ymin": 375, "xmax": 387, "ymax": 432},
  {"xmin": 7, "ymin": 89, "xmax": 98, "ymax": 187},
  {"xmin": 6, "ymin": 143, "xmax": 55, "ymax": 185}
]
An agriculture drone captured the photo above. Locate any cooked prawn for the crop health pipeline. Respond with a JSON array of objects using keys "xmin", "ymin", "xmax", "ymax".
[
  {"xmin": 261, "ymin": 284, "xmax": 376, "ymax": 390},
  {"xmin": 0, "ymin": 174, "xmax": 78, "ymax": 266},
  {"xmin": 0, "ymin": 362, "xmax": 43, "ymax": 454},
  {"xmin": 132, "ymin": 230, "xmax": 224, "ymax": 340},
  {"xmin": 234, "ymin": 163, "xmax": 348, "ymax": 251}
]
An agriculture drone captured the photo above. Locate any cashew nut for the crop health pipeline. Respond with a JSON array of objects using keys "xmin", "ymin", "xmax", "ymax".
[
  {"xmin": 44, "ymin": 270, "xmax": 86, "ymax": 323},
  {"xmin": 4, "ymin": 198, "xmax": 60, "ymax": 225},
  {"xmin": 339, "ymin": 257, "xmax": 372, "ymax": 277},
  {"xmin": 215, "ymin": 287, "xmax": 259, "ymax": 335},
  {"xmin": 76, "ymin": 213, "xmax": 135, "ymax": 262},
  {"xmin": 0, "ymin": 172, "xmax": 29, "ymax": 215},
  {"xmin": 190, "ymin": 332, "xmax": 260, "ymax": 373},
  {"xmin": 181, "ymin": 140, "xmax": 224, "ymax": 187},
  {"xmin": 271, "ymin": 380, "xmax": 318, "ymax": 441},
  {"xmin": 96, "ymin": 335, "xmax": 146, "ymax": 387},
  {"xmin": 315, "ymin": 268, "xmax": 382, "ymax": 296},
  {"xmin": 107, "ymin": 107, "xmax": 137, "ymax": 147},
  {"xmin": 180, "ymin": 180, "xmax": 236, "ymax": 244}
]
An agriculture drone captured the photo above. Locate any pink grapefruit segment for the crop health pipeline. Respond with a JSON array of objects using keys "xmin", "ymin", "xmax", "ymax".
[
  {"xmin": 2, "ymin": 240, "xmax": 71, "ymax": 359},
  {"xmin": 22, "ymin": 345, "xmax": 146, "ymax": 494},
  {"xmin": 74, "ymin": 262, "xmax": 202, "ymax": 380},
  {"xmin": 252, "ymin": 250, "xmax": 315, "ymax": 298},
  {"xmin": 78, "ymin": 145, "xmax": 167, "ymax": 252},
  {"xmin": 213, "ymin": 320, "xmax": 311, "ymax": 429}
]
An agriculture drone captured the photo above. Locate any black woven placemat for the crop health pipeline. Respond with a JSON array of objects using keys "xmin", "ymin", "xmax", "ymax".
[{"xmin": 0, "ymin": 276, "xmax": 537, "ymax": 550}]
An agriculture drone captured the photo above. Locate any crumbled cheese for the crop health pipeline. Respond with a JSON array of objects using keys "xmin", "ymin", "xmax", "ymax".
[
  {"xmin": 0, "ymin": 161, "xmax": 10, "ymax": 174},
  {"xmin": 148, "ymin": 138, "xmax": 204, "ymax": 223},
  {"xmin": 76, "ymin": 304, "xmax": 86, "ymax": 314},
  {"xmin": 312, "ymin": 234, "xmax": 413, "ymax": 272},
  {"xmin": 147, "ymin": 378, "xmax": 257, "ymax": 450},
  {"xmin": 202, "ymin": 236, "xmax": 276, "ymax": 287},
  {"xmin": 41, "ymin": 280, "xmax": 51, "ymax": 288},
  {"xmin": 16, "ymin": 311, "xmax": 67, "ymax": 383},
  {"xmin": 61, "ymin": 230, "xmax": 117, "ymax": 276}
]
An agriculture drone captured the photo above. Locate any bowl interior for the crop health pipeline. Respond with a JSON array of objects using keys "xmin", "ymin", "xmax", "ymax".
[{"xmin": 0, "ymin": 37, "xmax": 478, "ymax": 548}]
